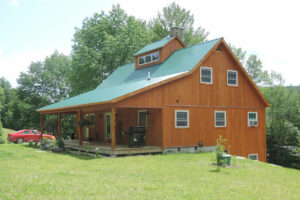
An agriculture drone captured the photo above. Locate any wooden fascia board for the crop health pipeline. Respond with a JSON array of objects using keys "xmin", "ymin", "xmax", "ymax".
[{"xmin": 163, "ymin": 36, "xmax": 186, "ymax": 48}]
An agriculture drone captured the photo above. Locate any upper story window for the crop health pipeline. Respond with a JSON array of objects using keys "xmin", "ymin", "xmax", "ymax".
[
  {"xmin": 200, "ymin": 67, "xmax": 213, "ymax": 84},
  {"xmin": 175, "ymin": 110, "xmax": 189, "ymax": 128},
  {"xmin": 227, "ymin": 70, "xmax": 238, "ymax": 86},
  {"xmin": 138, "ymin": 52, "xmax": 159, "ymax": 66}
]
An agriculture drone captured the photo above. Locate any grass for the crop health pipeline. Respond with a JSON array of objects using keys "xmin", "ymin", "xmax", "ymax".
[
  {"xmin": 0, "ymin": 128, "xmax": 15, "ymax": 143},
  {"xmin": 0, "ymin": 144, "xmax": 300, "ymax": 199}
]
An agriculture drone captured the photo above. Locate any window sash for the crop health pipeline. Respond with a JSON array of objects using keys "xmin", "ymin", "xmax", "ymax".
[
  {"xmin": 138, "ymin": 52, "xmax": 159, "ymax": 66},
  {"xmin": 138, "ymin": 110, "xmax": 147, "ymax": 127},
  {"xmin": 200, "ymin": 67, "xmax": 212, "ymax": 84},
  {"xmin": 215, "ymin": 111, "xmax": 226, "ymax": 127},
  {"xmin": 227, "ymin": 70, "xmax": 238, "ymax": 86},
  {"xmin": 175, "ymin": 110, "xmax": 189, "ymax": 128}
]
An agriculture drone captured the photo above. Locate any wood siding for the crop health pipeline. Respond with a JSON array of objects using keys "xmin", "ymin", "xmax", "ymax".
[{"xmin": 118, "ymin": 47, "xmax": 267, "ymax": 161}]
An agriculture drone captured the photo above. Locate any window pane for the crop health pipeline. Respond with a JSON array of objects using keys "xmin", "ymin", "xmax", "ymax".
[
  {"xmin": 139, "ymin": 57, "xmax": 145, "ymax": 65},
  {"xmin": 89, "ymin": 114, "xmax": 95, "ymax": 126},
  {"xmin": 228, "ymin": 71, "xmax": 237, "ymax": 85},
  {"xmin": 216, "ymin": 112, "xmax": 225, "ymax": 120},
  {"xmin": 216, "ymin": 121, "xmax": 225, "ymax": 126},
  {"xmin": 249, "ymin": 113, "xmax": 257, "ymax": 119},
  {"xmin": 139, "ymin": 112, "xmax": 147, "ymax": 127},
  {"xmin": 145, "ymin": 55, "xmax": 151, "ymax": 62},
  {"xmin": 152, "ymin": 52, "xmax": 159, "ymax": 61},
  {"xmin": 201, "ymin": 68, "xmax": 212, "ymax": 83},
  {"xmin": 177, "ymin": 112, "xmax": 187, "ymax": 120},
  {"xmin": 176, "ymin": 121, "xmax": 187, "ymax": 127}
]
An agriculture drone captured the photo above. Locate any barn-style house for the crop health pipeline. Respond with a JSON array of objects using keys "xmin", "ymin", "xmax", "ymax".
[{"xmin": 38, "ymin": 28, "xmax": 269, "ymax": 161}]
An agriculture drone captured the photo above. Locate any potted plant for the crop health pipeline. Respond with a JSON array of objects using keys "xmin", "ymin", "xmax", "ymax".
[{"xmin": 216, "ymin": 135, "xmax": 231, "ymax": 167}]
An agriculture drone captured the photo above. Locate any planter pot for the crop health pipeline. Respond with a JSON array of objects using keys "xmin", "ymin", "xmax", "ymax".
[{"xmin": 217, "ymin": 153, "xmax": 231, "ymax": 166}]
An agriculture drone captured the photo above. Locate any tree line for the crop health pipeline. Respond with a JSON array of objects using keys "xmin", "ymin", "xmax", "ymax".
[{"xmin": 0, "ymin": 3, "xmax": 299, "ymax": 167}]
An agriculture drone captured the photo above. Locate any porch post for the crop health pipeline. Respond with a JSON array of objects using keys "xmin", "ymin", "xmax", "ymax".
[
  {"xmin": 78, "ymin": 110, "xmax": 83, "ymax": 145},
  {"xmin": 76, "ymin": 111, "xmax": 80, "ymax": 141},
  {"xmin": 111, "ymin": 107, "xmax": 116, "ymax": 149},
  {"xmin": 40, "ymin": 114, "xmax": 44, "ymax": 134},
  {"xmin": 58, "ymin": 113, "xmax": 62, "ymax": 139}
]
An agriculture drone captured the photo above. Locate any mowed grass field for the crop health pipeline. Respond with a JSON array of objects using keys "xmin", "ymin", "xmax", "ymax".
[{"xmin": 0, "ymin": 144, "xmax": 300, "ymax": 200}]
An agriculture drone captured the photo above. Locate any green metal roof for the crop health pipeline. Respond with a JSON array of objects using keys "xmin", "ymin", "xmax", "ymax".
[
  {"xmin": 134, "ymin": 37, "xmax": 174, "ymax": 56},
  {"xmin": 38, "ymin": 38, "xmax": 220, "ymax": 111}
]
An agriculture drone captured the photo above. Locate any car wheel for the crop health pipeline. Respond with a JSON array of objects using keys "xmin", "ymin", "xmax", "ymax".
[{"xmin": 16, "ymin": 138, "xmax": 24, "ymax": 144}]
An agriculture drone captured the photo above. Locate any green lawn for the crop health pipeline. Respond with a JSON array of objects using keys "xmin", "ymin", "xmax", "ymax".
[
  {"xmin": 1, "ymin": 128, "xmax": 15, "ymax": 143},
  {"xmin": 0, "ymin": 144, "xmax": 300, "ymax": 200}
]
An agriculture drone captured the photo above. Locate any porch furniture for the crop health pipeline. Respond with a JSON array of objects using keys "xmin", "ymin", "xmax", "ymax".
[{"xmin": 128, "ymin": 126, "xmax": 146, "ymax": 148}]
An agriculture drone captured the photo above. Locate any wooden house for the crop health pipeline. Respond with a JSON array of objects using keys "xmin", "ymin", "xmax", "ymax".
[{"xmin": 37, "ymin": 28, "xmax": 269, "ymax": 161}]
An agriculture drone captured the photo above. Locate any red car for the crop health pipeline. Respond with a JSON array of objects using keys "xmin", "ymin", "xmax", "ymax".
[{"xmin": 7, "ymin": 129, "xmax": 56, "ymax": 144}]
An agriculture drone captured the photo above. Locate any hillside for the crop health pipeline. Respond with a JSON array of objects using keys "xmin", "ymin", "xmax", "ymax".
[{"xmin": 0, "ymin": 144, "xmax": 299, "ymax": 199}]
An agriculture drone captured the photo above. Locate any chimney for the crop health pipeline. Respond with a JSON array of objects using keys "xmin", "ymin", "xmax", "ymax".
[{"xmin": 170, "ymin": 27, "xmax": 184, "ymax": 41}]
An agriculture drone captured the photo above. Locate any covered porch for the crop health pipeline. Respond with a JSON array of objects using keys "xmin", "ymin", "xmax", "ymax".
[{"xmin": 39, "ymin": 105, "xmax": 163, "ymax": 156}]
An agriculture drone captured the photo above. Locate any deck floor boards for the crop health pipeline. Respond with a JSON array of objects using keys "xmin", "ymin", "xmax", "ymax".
[{"xmin": 64, "ymin": 140, "xmax": 162, "ymax": 156}]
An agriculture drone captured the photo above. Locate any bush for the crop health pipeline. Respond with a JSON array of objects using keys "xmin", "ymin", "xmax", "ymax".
[
  {"xmin": 28, "ymin": 140, "xmax": 34, "ymax": 146},
  {"xmin": 55, "ymin": 140, "xmax": 65, "ymax": 149},
  {"xmin": 216, "ymin": 135, "xmax": 229, "ymax": 167}
]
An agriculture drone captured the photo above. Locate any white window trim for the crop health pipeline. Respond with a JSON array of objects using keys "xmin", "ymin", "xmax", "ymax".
[
  {"xmin": 227, "ymin": 70, "xmax": 238, "ymax": 86},
  {"xmin": 138, "ymin": 110, "xmax": 148, "ymax": 127},
  {"xmin": 214, "ymin": 111, "xmax": 226, "ymax": 127},
  {"xmin": 248, "ymin": 112, "xmax": 258, "ymax": 127},
  {"xmin": 138, "ymin": 51, "xmax": 159, "ymax": 66},
  {"xmin": 175, "ymin": 110, "xmax": 189, "ymax": 128},
  {"xmin": 248, "ymin": 154, "xmax": 258, "ymax": 161},
  {"xmin": 200, "ymin": 67, "xmax": 213, "ymax": 84}
]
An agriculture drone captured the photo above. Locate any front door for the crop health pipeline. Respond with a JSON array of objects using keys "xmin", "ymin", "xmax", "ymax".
[{"xmin": 104, "ymin": 112, "xmax": 111, "ymax": 142}]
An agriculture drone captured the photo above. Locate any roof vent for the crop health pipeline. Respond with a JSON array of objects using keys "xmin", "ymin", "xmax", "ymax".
[
  {"xmin": 170, "ymin": 27, "xmax": 184, "ymax": 41},
  {"xmin": 147, "ymin": 72, "xmax": 151, "ymax": 80}
]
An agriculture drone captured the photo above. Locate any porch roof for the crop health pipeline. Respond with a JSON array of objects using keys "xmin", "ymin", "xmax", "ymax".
[{"xmin": 37, "ymin": 38, "xmax": 221, "ymax": 112}]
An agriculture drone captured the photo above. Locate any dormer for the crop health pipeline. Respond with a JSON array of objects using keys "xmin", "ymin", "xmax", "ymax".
[{"xmin": 134, "ymin": 28, "xmax": 185, "ymax": 70}]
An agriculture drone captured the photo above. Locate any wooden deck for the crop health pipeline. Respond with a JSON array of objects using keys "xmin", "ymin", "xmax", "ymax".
[{"xmin": 64, "ymin": 140, "xmax": 163, "ymax": 156}]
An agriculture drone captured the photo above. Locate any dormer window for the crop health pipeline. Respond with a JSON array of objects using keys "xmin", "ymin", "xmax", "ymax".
[{"xmin": 138, "ymin": 52, "xmax": 159, "ymax": 66}]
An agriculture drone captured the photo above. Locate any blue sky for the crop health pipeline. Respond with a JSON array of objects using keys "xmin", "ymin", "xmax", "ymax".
[{"xmin": 1, "ymin": 0, "xmax": 300, "ymax": 87}]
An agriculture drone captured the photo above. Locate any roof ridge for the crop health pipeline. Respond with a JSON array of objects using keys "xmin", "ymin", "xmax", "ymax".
[{"xmin": 175, "ymin": 38, "xmax": 222, "ymax": 52}]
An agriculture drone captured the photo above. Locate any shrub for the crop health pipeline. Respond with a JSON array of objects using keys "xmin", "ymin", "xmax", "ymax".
[
  {"xmin": 216, "ymin": 135, "xmax": 228, "ymax": 167},
  {"xmin": 55, "ymin": 140, "xmax": 65, "ymax": 149}
]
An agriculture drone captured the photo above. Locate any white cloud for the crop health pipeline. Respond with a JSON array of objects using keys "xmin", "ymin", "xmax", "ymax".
[{"xmin": 8, "ymin": 0, "xmax": 19, "ymax": 6}]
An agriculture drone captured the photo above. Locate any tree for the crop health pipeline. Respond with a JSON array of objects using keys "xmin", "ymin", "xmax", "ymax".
[
  {"xmin": 15, "ymin": 51, "xmax": 71, "ymax": 130},
  {"xmin": 69, "ymin": 4, "xmax": 152, "ymax": 96},
  {"xmin": 0, "ymin": 86, "xmax": 5, "ymax": 143},
  {"xmin": 149, "ymin": 2, "xmax": 209, "ymax": 46}
]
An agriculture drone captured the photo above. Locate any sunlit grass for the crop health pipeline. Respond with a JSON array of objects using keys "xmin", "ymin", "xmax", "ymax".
[{"xmin": 0, "ymin": 144, "xmax": 300, "ymax": 199}]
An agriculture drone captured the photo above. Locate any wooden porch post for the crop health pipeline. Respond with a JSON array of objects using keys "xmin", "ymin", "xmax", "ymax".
[
  {"xmin": 111, "ymin": 107, "xmax": 116, "ymax": 149},
  {"xmin": 76, "ymin": 111, "xmax": 80, "ymax": 141},
  {"xmin": 58, "ymin": 113, "xmax": 62, "ymax": 139},
  {"xmin": 78, "ymin": 110, "xmax": 83, "ymax": 145},
  {"xmin": 40, "ymin": 114, "xmax": 44, "ymax": 134}
]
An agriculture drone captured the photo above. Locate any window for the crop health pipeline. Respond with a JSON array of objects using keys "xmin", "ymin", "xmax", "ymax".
[
  {"xmin": 200, "ymin": 67, "xmax": 213, "ymax": 84},
  {"xmin": 22, "ymin": 130, "xmax": 31, "ymax": 134},
  {"xmin": 138, "ymin": 52, "xmax": 159, "ymax": 66},
  {"xmin": 138, "ymin": 110, "xmax": 147, "ymax": 127},
  {"xmin": 227, "ymin": 70, "xmax": 238, "ymax": 86},
  {"xmin": 215, "ymin": 111, "xmax": 226, "ymax": 127},
  {"xmin": 248, "ymin": 112, "xmax": 258, "ymax": 127},
  {"xmin": 89, "ymin": 113, "xmax": 95, "ymax": 127},
  {"xmin": 248, "ymin": 154, "xmax": 258, "ymax": 160},
  {"xmin": 175, "ymin": 110, "xmax": 189, "ymax": 128}
]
